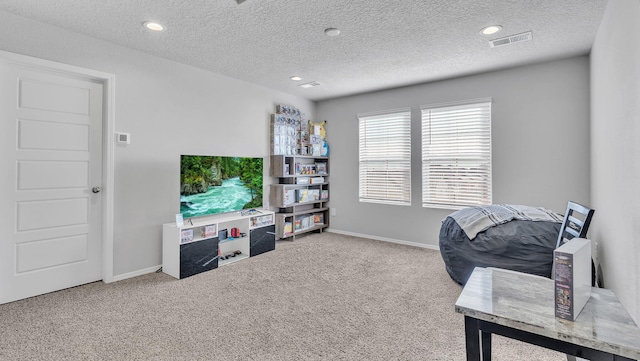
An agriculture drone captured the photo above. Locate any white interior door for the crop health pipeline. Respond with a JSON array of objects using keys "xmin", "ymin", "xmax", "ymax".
[{"xmin": 0, "ymin": 61, "xmax": 103, "ymax": 304}]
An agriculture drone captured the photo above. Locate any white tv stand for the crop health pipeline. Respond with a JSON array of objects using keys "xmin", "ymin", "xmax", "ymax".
[{"xmin": 162, "ymin": 209, "xmax": 275, "ymax": 279}]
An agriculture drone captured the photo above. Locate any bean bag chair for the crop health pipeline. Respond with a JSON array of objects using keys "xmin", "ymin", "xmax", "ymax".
[{"xmin": 439, "ymin": 205, "xmax": 562, "ymax": 285}]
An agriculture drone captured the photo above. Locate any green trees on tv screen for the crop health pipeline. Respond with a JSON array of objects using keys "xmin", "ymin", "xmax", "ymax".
[{"xmin": 180, "ymin": 155, "xmax": 263, "ymax": 209}]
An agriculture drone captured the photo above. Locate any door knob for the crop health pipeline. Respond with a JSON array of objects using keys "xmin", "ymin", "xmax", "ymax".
[{"xmin": 92, "ymin": 186, "xmax": 101, "ymax": 193}]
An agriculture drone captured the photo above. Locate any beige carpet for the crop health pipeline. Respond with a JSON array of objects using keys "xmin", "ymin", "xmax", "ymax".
[{"xmin": 0, "ymin": 232, "xmax": 565, "ymax": 360}]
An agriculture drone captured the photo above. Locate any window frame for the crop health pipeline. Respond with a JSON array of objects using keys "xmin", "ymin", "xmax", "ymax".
[
  {"xmin": 358, "ymin": 108, "xmax": 412, "ymax": 206},
  {"xmin": 421, "ymin": 98, "xmax": 492, "ymax": 210}
]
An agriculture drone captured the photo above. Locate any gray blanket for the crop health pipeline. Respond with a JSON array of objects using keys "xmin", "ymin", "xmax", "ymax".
[{"xmin": 448, "ymin": 204, "xmax": 563, "ymax": 240}]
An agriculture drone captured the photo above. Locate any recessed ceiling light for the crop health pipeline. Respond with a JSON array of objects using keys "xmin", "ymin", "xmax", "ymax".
[
  {"xmin": 143, "ymin": 22, "xmax": 165, "ymax": 31},
  {"xmin": 324, "ymin": 28, "xmax": 340, "ymax": 37},
  {"xmin": 480, "ymin": 25, "xmax": 502, "ymax": 35},
  {"xmin": 290, "ymin": 76, "xmax": 302, "ymax": 81}
]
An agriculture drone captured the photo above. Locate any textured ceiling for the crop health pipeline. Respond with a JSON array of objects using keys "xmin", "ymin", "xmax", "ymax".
[{"xmin": 0, "ymin": 0, "xmax": 608, "ymax": 101}]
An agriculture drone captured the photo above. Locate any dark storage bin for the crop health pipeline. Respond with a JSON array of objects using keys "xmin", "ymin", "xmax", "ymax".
[
  {"xmin": 250, "ymin": 225, "xmax": 276, "ymax": 257},
  {"xmin": 179, "ymin": 237, "xmax": 219, "ymax": 278}
]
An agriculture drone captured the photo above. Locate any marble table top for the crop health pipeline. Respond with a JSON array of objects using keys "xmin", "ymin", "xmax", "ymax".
[{"xmin": 455, "ymin": 267, "xmax": 640, "ymax": 359}]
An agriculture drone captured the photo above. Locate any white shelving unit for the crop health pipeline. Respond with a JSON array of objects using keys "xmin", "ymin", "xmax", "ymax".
[{"xmin": 162, "ymin": 209, "xmax": 275, "ymax": 279}]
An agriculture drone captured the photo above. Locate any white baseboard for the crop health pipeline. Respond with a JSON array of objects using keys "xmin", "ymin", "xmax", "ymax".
[
  {"xmin": 106, "ymin": 231, "xmax": 438, "ymax": 283},
  {"xmin": 107, "ymin": 265, "xmax": 162, "ymax": 283},
  {"xmin": 326, "ymin": 229, "xmax": 439, "ymax": 251}
]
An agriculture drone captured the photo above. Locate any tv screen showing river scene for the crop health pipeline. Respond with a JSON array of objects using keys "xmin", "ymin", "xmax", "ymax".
[{"xmin": 180, "ymin": 155, "xmax": 263, "ymax": 218}]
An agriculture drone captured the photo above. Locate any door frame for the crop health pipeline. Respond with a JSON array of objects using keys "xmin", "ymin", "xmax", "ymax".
[{"xmin": 0, "ymin": 50, "xmax": 116, "ymax": 283}]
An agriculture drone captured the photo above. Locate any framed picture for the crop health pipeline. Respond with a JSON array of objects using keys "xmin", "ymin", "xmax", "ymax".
[
  {"xmin": 202, "ymin": 224, "xmax": 217, "ymax": 238},
  {"xmin": 181, "ymin": 229, "xmax": 194, "ymax": 244}
]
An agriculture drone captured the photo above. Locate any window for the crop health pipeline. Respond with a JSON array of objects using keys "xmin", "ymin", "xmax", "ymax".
[
  {"xmin": 421, "ymin": 99, "xmax": 492, "ymax": 209},
  {"xmin": 358, "ymin": 109, "xmax": 411, "ymax": 205}
]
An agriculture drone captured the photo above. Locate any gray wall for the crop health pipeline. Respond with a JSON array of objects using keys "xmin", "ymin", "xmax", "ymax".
[
  {"xmin": 590, "ymin": 0, "xmax": 640, "ymax": 323},
  {"xmin": 317, "ymin": 56, "xmax": 591, "ymax": 247},
  {"xmin": 0, "ymin": 11, "xmax": 315, "ymax": 277}
]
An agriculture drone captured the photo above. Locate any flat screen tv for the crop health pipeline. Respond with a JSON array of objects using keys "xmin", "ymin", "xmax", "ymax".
[{"xmin": 180, "ymin": 155, "xmax": 263, "ymax": 218}]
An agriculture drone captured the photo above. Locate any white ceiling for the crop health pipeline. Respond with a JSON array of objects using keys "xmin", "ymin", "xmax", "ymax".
[{"xmin": 0, "ymin": 0, "xmax": 608, "ymax": 101}]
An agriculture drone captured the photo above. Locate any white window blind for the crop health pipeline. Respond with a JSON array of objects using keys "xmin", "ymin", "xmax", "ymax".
[
  {"xmin": 421, "ymin": 99, "xmax": 492, "ymax": 209},
  {"xmin": 358, "ymin": 109, "xmax": 411, "ymax": 205}
]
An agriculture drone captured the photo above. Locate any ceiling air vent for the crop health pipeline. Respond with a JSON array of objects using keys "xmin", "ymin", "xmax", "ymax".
[
  {"xmin": 298, "ymin": 81, "xmax": 321, "ymax": 89},
  {"xmin": 489, "ymin": 31, "xmax": 532, "ymax": 48}
]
